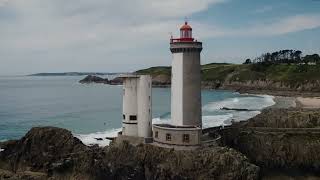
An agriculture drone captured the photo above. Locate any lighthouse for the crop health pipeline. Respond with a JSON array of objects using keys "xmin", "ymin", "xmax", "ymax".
[
  {"xmin": 152, "ymin": 21, "xmax": 202, "ymax": 149},
  {"xmin": 170, "ymin": 21, "xmax": 202, "ymax": 127}
]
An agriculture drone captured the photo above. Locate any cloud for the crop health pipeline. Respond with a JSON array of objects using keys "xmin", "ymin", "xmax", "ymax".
[
  {"xmin": 0, "ymin": 0, "xmax": 319, "ymax": 74},
  {"xmin": 0, "ymin": 0, "xmax": 226, "ymax": 51},
  {"xmin": 0, "ymin": 0, "xmax": 10, "ymax": 6},
  {"xmin": 198, "ymin": 14, "xmax": 320, "ymax": 38},
  {"xmin": 0, "ymin": 0, "xmax": 227, "ymax": 74}
]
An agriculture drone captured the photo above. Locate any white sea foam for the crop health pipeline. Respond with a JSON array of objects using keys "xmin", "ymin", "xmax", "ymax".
[
  {"xmin": 74, "ymin": 128, "xmax": 121, "ymax": 147},
  {"xmin": 0, "ymin": 148, "xmax": 4, "ymax": 152},
  {"xmin": 202, "ymin": 114, "xmax": 233, "ymax": 128},
  {"xmin": 152, "ymin": 117, "xmax": 171, "ymax": 125},
  {"xmin": 76, "ymin": 94, "xmax": 275, "ymax": 147},
  {"xmin": 203, "ymin": 94, "xmax": 275, "ymax": 111},
  {"xmin": 202, "ymin": 94, "xmax": 274, "ymax": 126}
]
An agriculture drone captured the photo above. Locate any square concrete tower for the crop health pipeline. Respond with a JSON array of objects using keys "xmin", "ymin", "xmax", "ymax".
[{"xmin": 170, "ymin": 22, "xmax": 203, "ymax": 127}]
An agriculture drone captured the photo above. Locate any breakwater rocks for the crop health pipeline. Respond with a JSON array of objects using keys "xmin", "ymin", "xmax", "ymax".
[
  {"xmin": 0, "ymin": 127, "xmax": 259, "ymax": 180},
  {"xmin": 221, "ymin": 108, "xmax": 320, "ymax": 173}
]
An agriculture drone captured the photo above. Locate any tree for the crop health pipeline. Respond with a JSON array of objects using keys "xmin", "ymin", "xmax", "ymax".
[
  {"xmin": 243, "ymin": 59, "xmax": 252, "ymax": 64},
  {"xmin": 303, "ymin": 54, "xmax": 320, "ymax": 64},
  {"xmin": 294, "ymin": 50, "xmax": 302, "ymax": 64}
]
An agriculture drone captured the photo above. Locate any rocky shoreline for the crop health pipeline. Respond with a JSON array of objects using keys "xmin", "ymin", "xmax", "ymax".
[
  {"xmin": 0, "ymin": 127, "xmax": 259, "ymax": 180},
  {"xmin": 79, "ymin": 75, "xmax": 320, "ymax": 98},
  {"xmin": 1, "ymin": 106, "xmax": 320, "ymax": 179}
]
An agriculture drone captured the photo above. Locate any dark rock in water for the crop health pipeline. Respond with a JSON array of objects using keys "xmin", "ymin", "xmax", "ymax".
[
  {"xmin": 109, "ymin": 77, "xmax": 123, "ymax": 85},
  {"xmin": 0, "ymin": 127, "xmax": 259, "ymax": 180},
  {"xmin": 94, "ymin": 138, "xmax": 103, "ymax": 141},
  {"xmin": 79, "ymin": 75, "xmax": 123, "ymax": 85},
  {"xmin": 105, "ymin": 137, "xmax": 115, "ymax": 140},
  {"xmin": 152, "ymin": 74, "xmax": 171, "ymax": 87},
  {"xmin": 221, "ymin": 107, "xmax": 252, "ymax": 111},
  {"xmin": 79, "ymin": 75, "xmax": 109, "ymax": 84}
]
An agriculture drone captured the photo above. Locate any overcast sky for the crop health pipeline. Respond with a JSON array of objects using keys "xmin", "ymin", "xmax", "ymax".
[{"xmin": 0, "ymin": 0, "xmax": 320, "ymax": 75}]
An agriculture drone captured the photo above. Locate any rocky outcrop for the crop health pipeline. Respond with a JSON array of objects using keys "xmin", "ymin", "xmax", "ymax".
[
  {"xmin": 0, "ymin": 127, "xmax": 259, "ymax": 180},
  {"xmin": 79, "ymin": 75, "xmax": 123, "ymax": 85},
  {"xmin": 201, "ymin": 80, "xmax": 320, "ymax": 95},
  {"xmin": 246, "ymin": 108, "xmax": 320, "ymax": 128},
  {"xmin": 152, "ymin": 74, "xmax": 171, "ymax": 87},
  {"xmin": 221, "ymin": 109, "xmax": 320, "ymax": 173},
  {"xmin": 79, "ymin": 74, "xmax": 170, "ymax": 87},
  {"xmin": 108, "ymin": 77, "xmax": 123, "ymax": 85},
  {"xmin": 221, "ymin": 80, "xmax": 320, "ymax": 93},
  {"xmin": 79, "ymin": 75, "xmax": 108, "ymax": 84}
]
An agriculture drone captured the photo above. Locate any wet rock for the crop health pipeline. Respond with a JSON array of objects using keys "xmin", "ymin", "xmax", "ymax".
[
  {"xmin": 222, "ymin": 108, "xmax": 320, "ymax": 173},
  {"xmin": 108, "ymin": 77, "xmax": 123, "ymax": 85},
  {"xmin": 0, "ymin": 127, "xmax": 259, "ymax": 180},
  {"xmin": 79, "ymin": 75, "xmax": 109, "ymax": 84}
]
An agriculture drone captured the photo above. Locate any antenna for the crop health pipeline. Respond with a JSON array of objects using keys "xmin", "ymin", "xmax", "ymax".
[{"xmin": 184, "ymin": 17, "xmax": 188, "ymax": 23}]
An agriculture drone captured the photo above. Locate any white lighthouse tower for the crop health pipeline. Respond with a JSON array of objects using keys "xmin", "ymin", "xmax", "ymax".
[
  {"xmin": 152, "ymin": 21, "xmax": 203, "ymax": 149},
  {"xmin": 170, "ymin": 21, "xmax": 202, "ymax": 127}
]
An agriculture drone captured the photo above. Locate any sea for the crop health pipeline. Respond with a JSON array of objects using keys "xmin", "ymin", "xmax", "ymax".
[{"xmin": 0, "ymin": 75, "xmax": 275, "ymax": 146}]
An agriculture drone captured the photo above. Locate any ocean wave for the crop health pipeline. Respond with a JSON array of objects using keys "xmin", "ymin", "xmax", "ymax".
[
  {"xmin": 202, "ymin": 114, "xmax": 233, "ymax": 128},
  {"xmin": 152, "ymin": 117, "xmax": 171, "ymax": 125},
  {"xmin": 75, "ymin": 115, "xmax": 172, "ymax": 147},
  {"xmin": 76, "ymin": 94, "xmax": 274, "ymax": 147},
  {"xmin": 203, "ymin": 94, "xmax": 275, "ymax": 111},
  {"xmin": 74, "ymin": 128, "xmax": 121, "ymax": 147}
]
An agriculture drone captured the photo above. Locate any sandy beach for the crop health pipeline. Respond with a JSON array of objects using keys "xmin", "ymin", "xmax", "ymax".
[{"xmin": 296, "ymin": 97, "xmax": 320, "ymax": 109}]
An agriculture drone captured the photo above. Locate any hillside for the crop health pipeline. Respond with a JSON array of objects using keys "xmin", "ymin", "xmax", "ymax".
[
  {"xmin": 136, "ymin": 63, "xmax": 320, "ymax": 93},
  {"xmin": 29, "ymin": 72, "xmax": 119, "ymax": 76}
]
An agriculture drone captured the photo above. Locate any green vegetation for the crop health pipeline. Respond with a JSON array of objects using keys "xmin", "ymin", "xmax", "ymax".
[
  {"xmin": 245, "ymin": 49, "xmax": 320, "ymax": 65},
  {"xmin": 136, "ymin": 66, "xmax": 171, "ymax": 76},
  {"xmin": 136, "ymin": 63, "xmax": 320, "ymax": 83},
  {"xmin": 136, "ymin": 50, "xmax": 320, "ymax": 85}
]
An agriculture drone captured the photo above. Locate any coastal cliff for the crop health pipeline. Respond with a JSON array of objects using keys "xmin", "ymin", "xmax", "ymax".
[
  {"xmin": 0, "ymin": 127, "xmax": 259, "ymax": 180},
  {"xmin": 207, "ymin": 80, "xmax": 320, "ymax": 93},
  {"xmin": 135, "ymin": 64, "xmax": 320, "ymax": 94},
  {"xmin": 79, "ymin": 64, "xmax": 320, "ymax": 94},
  {"xmin": 221, "ymin": 108, "xmax": 320, "ymax": 173}
]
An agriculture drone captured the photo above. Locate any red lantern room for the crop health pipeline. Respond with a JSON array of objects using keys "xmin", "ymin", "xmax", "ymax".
[
  {"xmin": 170, "ymin": 21, "xmax": 195, "ymax": 43},
  {"xmin": 180, "ymin": 22, "xmax": 192, "ymax": 40}
]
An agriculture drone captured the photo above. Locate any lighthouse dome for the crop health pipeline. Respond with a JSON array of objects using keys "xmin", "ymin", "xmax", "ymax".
[{"xmin": 180, "ymin": 22, "xmax": 192, "ymax": 30}]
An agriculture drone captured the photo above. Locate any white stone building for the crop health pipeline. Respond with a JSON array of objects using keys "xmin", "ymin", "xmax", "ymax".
[{"xmin": 120, "ymin": 75, "xmax": 152, "ymax": 140}]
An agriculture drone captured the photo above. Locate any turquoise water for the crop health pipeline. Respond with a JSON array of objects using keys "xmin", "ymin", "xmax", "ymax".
[{"xmin": 0, "ymin": 76, "xmax": 275, "ymax": 145}]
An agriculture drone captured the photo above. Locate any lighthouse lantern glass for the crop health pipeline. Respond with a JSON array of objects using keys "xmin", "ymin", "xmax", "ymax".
[{"xmin": 180, "ymin": 29, "xmax": 192, "ymax": 38}]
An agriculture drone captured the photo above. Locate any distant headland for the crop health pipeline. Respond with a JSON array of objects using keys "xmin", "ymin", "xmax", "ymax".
[{"xmin": 28, "ymin": 72, "xmax": 123, "ymax": 76}]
